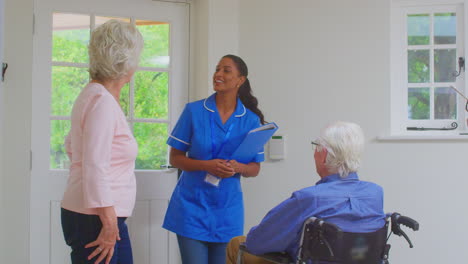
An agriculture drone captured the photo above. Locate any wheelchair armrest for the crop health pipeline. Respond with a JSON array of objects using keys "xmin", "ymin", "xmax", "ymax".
[{"xmin": 239, "ymin": 243, "xmax": 248, "ymax": 252}]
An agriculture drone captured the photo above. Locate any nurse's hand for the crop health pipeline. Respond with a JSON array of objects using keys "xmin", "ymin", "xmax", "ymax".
[
  {"xmin": 227, "ymin": 160, "xmax": 260, "ymax": 177},
  {"xmin": 205, "ymin": 159, "xmax": 235, "ymax": 178},
  {"xmin": 226, "ymin": 160, "xmax": 244, "ymax": 175}
]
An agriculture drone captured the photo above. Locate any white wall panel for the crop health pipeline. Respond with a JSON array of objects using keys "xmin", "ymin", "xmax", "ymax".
[
  {"xmin": 129, "ymin": 201, "xmax": 151, "ymax": 264},
  {"xmin": 150, "ymin": 199, "xmax": 170, "ymax": 263},
  {"xmin": 0, "ymin": 0, "xmax": 4, "ymax": 258},
  {"xmin": 2, "ymin": 0, "xmax": 33, "ymax": 263},
  {"xmin": 128, "ymin": 199, "xmax": 177, "ymax": 264}
]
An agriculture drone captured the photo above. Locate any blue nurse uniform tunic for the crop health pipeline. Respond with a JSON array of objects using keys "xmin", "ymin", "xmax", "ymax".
[{"xmin": 162, "ymin": 93, "xmax": 264, "ymax": 242}]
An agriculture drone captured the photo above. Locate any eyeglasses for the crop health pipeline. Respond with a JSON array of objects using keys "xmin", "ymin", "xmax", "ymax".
[
  {"xmin": 311, "ymin": 141, "xmax": 320, "ymax": 151},
  {"xmin": 311, "ymin": 140, "xmax": 336, "ymax": 156}
]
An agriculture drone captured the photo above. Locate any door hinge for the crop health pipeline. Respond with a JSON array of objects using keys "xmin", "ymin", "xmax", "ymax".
[
  {"xmin": 29, "ymin": 150, "xmax": 32, "ymax": 170},
  {"xmin": 32, "ymin": 13, "xmax": 35, "ymax": 35}
]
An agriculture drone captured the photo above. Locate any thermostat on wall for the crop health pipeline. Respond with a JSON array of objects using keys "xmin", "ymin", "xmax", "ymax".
[{"xmin": 269, "ymin": 135, "xmax": 285, "ymax": 160}]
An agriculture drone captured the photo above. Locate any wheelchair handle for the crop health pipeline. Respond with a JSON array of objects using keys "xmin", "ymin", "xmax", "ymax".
[
  {"xmin": 321, "ymin": 221, "xmax": 343, "ymax": 235},
  {"xmin": 396, "ymin": 215, "xmax": 419, "ymax": 231},
  {"xmin": 391, "ymin": 213, "xmax": 419, "ymax": 248},
  {"xmin": 307, "ymin": 217, "xmax": 343, "ymax": 236}
]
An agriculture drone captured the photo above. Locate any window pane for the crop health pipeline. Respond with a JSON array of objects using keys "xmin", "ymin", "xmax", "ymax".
[
  {"xmin": 137, "ymin": 20, "xmax": 170, "ymax": 68},
  {"xmin": 435, "ymin": 87, "xmax": 457, "ymax": 119},
  {"xmin": 134, "ymin": 122, "xmax": 168, "ymax": 170},
  {"xmin": 52, "ymin": 13, "xmax": 90, "ymax": 63},
  {"xmin": 408, "ymin": 50, "xmax": 430, "ymax": 83},
  {"xmin": 408, "ymin": 87, "xmax": 430, "ymax": 119},
  {"xmin": 51, "ymin": 66, "xmax": 89, "ymax": 116},
  {"xmin": 434, "ymin": 49, "xmax": 456, "ymax": 82},
  {"xmin": 50, "ymin": 120, "xmax": 71, "ymax": 169},
  {"xmin": 407, "ymin": 14, "xmax": 430, "ymax": 45},
  {"xmin": 434, "ymin": 13, "xmax": 456, "ymax": 44},
  {"xmin": 134, "ymin": 71, "xmax": 169, "ymax": 119},
  {"xmin": 120, "ymin": 83, "xmax": 130, "ymax": 116},
  {"xmin": 95, "ymin": 16, "xmax": 130, "ymax": 28}
]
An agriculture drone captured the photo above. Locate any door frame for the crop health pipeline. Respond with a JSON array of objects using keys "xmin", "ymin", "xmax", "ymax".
[{"xmin": 30, "ymin": 0, "xmax": 190, "ymax": 263}]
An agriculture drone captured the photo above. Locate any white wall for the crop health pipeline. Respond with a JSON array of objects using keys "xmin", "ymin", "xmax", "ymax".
[
  {"xmin": 236, "ymin": 0, "xmax": 468, "ymax": 263},
  {"xmin": 191, "ymin": 0, "xmax": 240, "ymax": 100},
  {"xmin": 0, "ymin": 0, "xmax": 4, "ymax": 259},
  {"xmin": 2, "ymin": 0, "xmax": 33, "ymax": 263},
  {"xmin": 191, "ymin": 0, "xmax": 210, "ymax": 100}
]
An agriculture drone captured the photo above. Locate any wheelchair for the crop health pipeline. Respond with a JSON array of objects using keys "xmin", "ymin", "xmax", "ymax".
[{"xmin": 237, "ymin": 212, "xmax": 419, "ymax": 264}]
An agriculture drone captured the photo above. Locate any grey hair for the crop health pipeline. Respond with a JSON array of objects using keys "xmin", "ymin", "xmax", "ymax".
[
  {"xmin": 89, "ymin": 19, "xmax": 143, "ymax": 81},
  {"xmin": 317, "ymin": 121, "xmax": 365, "ymax": 178}
]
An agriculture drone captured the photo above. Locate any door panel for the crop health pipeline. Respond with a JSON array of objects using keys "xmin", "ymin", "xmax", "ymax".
[
  {"xmin": 51, "ymin": 201, "xmax": 71, "ymax": 264},
  {"xmin": 31, "ymin": 0, "xmax": 188, "ymax": 263}
]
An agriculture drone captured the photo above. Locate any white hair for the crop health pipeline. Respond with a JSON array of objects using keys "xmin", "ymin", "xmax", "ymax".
[
  {"xmin": 317, "ymin": 121, "xmax": 365, "ymax": 178},
  {"xmin": 88, "ymin": 19, "xmax": 143, "ymax": 81}
]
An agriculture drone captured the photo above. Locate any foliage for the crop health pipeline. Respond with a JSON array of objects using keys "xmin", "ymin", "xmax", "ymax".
[
  {"xmin": 50, "ymin": 21, "xmax": 170, "ymax": 170},
  {"xmin": 52, "ymin": 29, "xmax": 89, "ymax": 63},
  {"xmin": 407, "ymin": 13, "xmax": 458, "ymax": 120},
  {"xmin": 134, "ymin": 71, "xmax": 168, "ymax": 119},
  {"xmin": 434, "ymin": 49, "xmax": 455, "ymax": 83},
  {"xmin": 52, "ymin": 66, "xmax": 89, "ymax": 116},
  {"xmin": 50, "ymin": 120, "xmax": 71, "ymax": 168},
  {"xmin": 139, "ymin": 24, "xmax": 170, "ymax": 68},
  {"xmin": 407, "ymin": 14, "xmax": 430, "ymax": 45},
  {"xmin": 434, "ymin": 88, "xmax": 456, "ymax": 120},
  {"xmin": 408, "ymin": 50, "xmax": 429, "ymax": 83},
  {"xmin": 134, "ymin": 123, "xmax": 167, "ymax": 169},
  {"xmin": 434, "ymin": 13, "xmax": 456, "ymax": 45},
  {"xmin": 408, "ymin": 88, "xmax": 430, "ymax": 120}
]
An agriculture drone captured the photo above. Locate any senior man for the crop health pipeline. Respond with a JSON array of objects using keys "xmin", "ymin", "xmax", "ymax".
[{"xmin": 226, "ymin": 121, "xmax": 386, "ymax": 264}]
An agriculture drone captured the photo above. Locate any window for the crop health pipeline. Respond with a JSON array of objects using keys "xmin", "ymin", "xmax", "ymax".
[
  {"xmin": 50, "ymin": 13, "xmax": 171, "ymax": 169},
  {"xmin": 390, "ymin": 2, "xmax": 466, "ymax": 135}
]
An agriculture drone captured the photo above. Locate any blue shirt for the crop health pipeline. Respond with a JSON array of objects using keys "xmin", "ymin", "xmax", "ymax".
[
  {"xmin": 245, "ymin": 173, "xmax": 386, "ymax": 259},
  {"xmin": 163, "ymin": 93, "xmax": 264, "ymax": 242}
]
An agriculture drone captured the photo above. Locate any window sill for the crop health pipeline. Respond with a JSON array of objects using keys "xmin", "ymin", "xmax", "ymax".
[{"xmin": 377, "ymin": 133, "xmax": 468, "ymax": 141}]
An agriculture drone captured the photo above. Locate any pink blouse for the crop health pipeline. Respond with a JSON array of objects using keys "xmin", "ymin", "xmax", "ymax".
[{"xmin": 61, "ymin": 83, "xmax": 138, "ymax": 217}]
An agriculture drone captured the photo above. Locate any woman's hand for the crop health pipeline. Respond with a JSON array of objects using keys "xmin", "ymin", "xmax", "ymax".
[
  {"xmin": 85, "ymin": 207, "xmax": 120, "ymax": 264},
  {"xmin": 227, "ymin": 160, "xmax": 260, "ymax": 177},
  {"xmin": 226, "ymin": 160, "xmax": 245, "ymax": 175},
  {"xmin": 204, "ymin": 159, "xmax": 235, "ymax": 178}
]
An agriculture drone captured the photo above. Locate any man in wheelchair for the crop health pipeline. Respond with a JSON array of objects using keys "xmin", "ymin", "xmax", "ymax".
[{"xmin": 226, "ymin": 121, "xmax": 387, "ymax": 264}]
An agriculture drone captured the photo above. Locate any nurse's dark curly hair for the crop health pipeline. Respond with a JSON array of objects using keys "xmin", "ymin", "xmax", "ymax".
[{"xmin": 223, "ymin": 54, "xmax": 266, "ymax": 125}]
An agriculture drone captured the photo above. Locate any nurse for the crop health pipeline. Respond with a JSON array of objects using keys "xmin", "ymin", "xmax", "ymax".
[{"xmin": 162, "ymin": 54, "xmax": 266, "ymax": 264}]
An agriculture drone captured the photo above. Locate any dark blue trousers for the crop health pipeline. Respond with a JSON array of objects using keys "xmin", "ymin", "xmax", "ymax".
[
  {"xmin": 61, "ymin": 208, "xmax": 133, "ymax": 264},
  {"xmin": 177, "ymin": 234, "xmax": 228, "ymax": 264}
]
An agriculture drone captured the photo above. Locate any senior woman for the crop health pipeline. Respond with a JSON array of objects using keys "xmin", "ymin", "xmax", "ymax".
[{"xmin": 60, "ymin": 19, "xmax": 143, "ymax": 264}]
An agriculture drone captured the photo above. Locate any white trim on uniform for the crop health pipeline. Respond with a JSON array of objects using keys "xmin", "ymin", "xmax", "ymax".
[
  {"xmin": 169, "ymin": 135, "xmax": 191, "ymax": 145},
  {"xmin": 203, "ymin": 98, "xmax": 215, "ymax": 112},
  {"xmin": 234, "ymin": 105, "xmax": 246, "ymax": 117},
  {"xmin": 204, "ymin": 95, "xmax": 246, "ymax": 117}
]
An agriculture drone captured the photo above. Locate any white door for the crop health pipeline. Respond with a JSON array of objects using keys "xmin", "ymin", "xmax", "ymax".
[{"xmin": 31, "ymin": 0, "xmax": 189, "ymax": 263}]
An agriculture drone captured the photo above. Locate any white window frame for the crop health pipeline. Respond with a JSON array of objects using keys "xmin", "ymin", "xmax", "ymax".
[
  {"xmin": 49, "ymin": 13, "xmax": 174, "ymax": 170},
  {"xmin": 390, "ymin": 0, "xmax": 468, "ymax": 136}
]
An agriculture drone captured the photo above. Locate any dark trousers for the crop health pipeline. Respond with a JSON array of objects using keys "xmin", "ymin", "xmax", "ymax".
[{"xmin": 61, "ymin": 208, "xmax": 133, "ymax": 264}]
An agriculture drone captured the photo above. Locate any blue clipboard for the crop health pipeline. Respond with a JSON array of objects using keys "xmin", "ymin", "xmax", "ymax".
[{"xmin": 231, "ymin": 122, "xmax": 279, "ymax": 163}]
